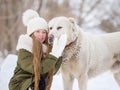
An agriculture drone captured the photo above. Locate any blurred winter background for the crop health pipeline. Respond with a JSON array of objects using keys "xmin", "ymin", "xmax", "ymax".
[{"xmin": 0, "ymin": 0, "xmax": 120, "ymax": 90}]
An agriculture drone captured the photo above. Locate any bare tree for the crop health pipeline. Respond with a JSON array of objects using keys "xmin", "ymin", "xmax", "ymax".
[
  {"xmin": 0, "ymin": 0, "xmax": 34, "ymax": 57},
  {"xmin": 69, "ymin": 0, "xmax": 120, "ymax": 33},
  {"xmin": 0, "ymin": 0, "xmax": 120, "ymax": 57},
  {"xmin": 100, "ymin": 0, "xmax": 120, "ymax": 32},
  {"xmin": 40, "ymin": 0, "xmax": 74, "ymax": 21}
]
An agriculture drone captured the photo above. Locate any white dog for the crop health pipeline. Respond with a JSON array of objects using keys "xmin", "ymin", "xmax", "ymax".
[{"xmin": 48, "ymin": 16, "xmax": 120, "ymax": 90}]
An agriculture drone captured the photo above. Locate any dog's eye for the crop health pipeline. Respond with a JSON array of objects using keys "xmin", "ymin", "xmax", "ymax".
[
  {"xmin": 57, "ymin": 26, "xmax": 62, "ymax": 30},
  {"xmin": 49, "ymin": 27, "xmax": 52, "ymax": 30}
]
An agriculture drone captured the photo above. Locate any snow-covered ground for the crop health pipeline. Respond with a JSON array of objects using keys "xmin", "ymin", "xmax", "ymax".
[{"xmin": 0, "ymin": 54, "xmax": 120, "ymax": 90}]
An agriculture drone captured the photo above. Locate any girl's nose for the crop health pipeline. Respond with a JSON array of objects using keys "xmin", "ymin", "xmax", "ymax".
[{"xmin": 39, "ymin": 33, "xmax": 43, "ymax": 37}]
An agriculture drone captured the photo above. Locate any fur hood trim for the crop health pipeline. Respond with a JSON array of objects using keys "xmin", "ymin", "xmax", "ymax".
[
  {"xmin": 16, "ymin": 34, "xmax": 33, "ymax": 53},
  {"xmin": 42, "ymin": 44, "xmax": 47, "ymax": 53},
  {"xmin": 16, "ymin": 34, "xmax": 48, "ymax": 53}
]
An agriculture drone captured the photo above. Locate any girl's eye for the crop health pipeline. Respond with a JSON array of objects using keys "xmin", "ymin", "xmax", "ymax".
[
  {"xmin": 42, "ymin": 31, "xmax": 46, "ymax": 34},
  {"xmin": 36, "ymin": 30, "xmax": 40, "ymax": 33},
  {"xmin": 57, "ymin": 26, "xmax": 62, "ymax": 30}
]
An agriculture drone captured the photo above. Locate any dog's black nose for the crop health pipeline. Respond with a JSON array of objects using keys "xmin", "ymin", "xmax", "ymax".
[{"xmin": 48, "ymin": 35, "xmax": 54, "ymax": 44}]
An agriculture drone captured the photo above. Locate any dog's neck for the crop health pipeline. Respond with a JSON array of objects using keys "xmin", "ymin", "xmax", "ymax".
[
  {"xmin": 65, "ymin": 42, "xmax": 74, "ymax": 48},
  {"xmin": 65, "ymin": 37, "xmax": 78, "ymax": 48},
  {"xmin": 62, "ymin": 37, "xmax": 80, "ymax": 63}
]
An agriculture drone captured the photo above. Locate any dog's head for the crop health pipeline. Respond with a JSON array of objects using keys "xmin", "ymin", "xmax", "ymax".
[{"xmin": 48, "ymin": 16, "xmax": 79, "ymax": 45}]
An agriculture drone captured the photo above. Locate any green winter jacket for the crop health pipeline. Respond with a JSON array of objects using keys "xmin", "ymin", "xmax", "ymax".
[{"xmin": 9, "ymin": 49, "xmax": 62, "ymax": 90}]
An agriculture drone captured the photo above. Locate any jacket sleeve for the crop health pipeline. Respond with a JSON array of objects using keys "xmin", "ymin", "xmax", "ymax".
[
  {"xmin": 18, "ymin": 49, "xmax": 62, "ymax": 75},
  {"xmin": 41, "ymin": 54, "xmax": 62, "ymax": 75},
  {"xmin": 17, "ymin": 49, "xmax": 34, "ymax": 74},
  {"xmin": 54, "ymin": 57, "xmax": 62, "ymax": 74}
]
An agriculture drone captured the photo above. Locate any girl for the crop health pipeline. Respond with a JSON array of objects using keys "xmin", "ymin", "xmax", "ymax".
[{"xmin": 9, "ymin": 9, "xmax": 67, "ymax": 90}]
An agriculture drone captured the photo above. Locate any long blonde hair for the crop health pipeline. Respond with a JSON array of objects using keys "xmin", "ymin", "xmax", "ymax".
[{"xmin": 31, "ymin": 33, "xmax": 54, "ymax": 90}]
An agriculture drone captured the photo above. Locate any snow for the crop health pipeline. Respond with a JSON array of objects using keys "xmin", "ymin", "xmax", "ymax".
[
  {"xmin": 0, "ymin": 55, "xmax": 17, "ymax": 90},
  {"xmin": 0, "ymin": 54, "xmax": 120, "ymax": 90}
]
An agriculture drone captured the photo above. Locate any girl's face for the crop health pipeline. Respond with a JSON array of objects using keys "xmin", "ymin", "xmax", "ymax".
[{"xmin": 33, "ymin": 29, "xmax": 47, "ymax": 43}]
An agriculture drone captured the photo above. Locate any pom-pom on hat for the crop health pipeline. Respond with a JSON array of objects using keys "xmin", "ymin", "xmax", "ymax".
[{"xmin": 22, "ymin": 9, "xmax": 48, "ymax": 35}]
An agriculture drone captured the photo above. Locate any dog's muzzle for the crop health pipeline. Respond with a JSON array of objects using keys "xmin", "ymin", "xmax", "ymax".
[{"xmin": 48, "ymin": 35, "xmax": 54, "ymax": 44}]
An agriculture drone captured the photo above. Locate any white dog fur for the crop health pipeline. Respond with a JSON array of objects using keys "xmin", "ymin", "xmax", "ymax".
[{"xmin": 48, "ymin": 16, "xmax": 120, "ymax": 90}]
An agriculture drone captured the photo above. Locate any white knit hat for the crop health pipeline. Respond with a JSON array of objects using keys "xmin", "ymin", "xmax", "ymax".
[{"xmin": 22, "ymin": 9, "xmax": 48, "ymax": 35}]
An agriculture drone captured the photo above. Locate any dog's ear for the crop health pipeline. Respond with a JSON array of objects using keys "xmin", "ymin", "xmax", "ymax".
[
  {"xmin": 68, "ymin": 17, "xmax": 76, "ymax": 31},
  {"xmin": 68, "ymin": 17, "xmax": 75, "ymax": 24}
]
